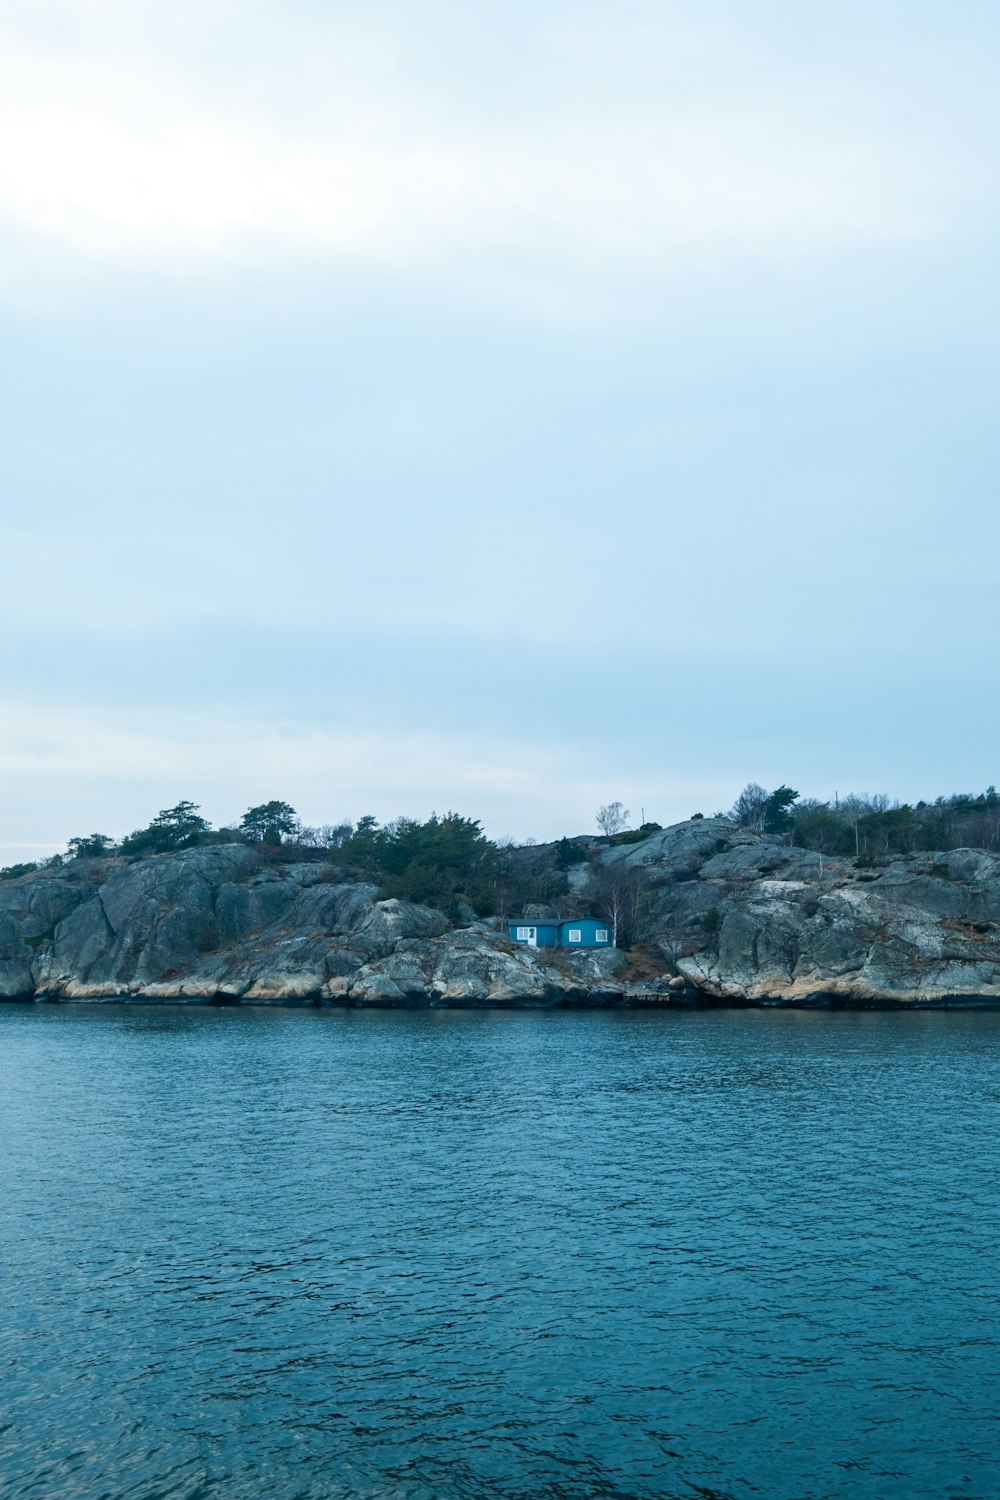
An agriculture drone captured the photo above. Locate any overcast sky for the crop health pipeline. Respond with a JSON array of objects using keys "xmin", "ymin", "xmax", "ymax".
[{"xmin": 2, "ymin": 0, "xmax": 999, "ymax": 862}]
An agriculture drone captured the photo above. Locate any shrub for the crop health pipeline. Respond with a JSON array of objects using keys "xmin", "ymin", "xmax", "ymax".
[
  {"xmin": 554, "ymin": 837, "xmax": 587, "ymax": 868},
  {"xmin": 611, "ymin": 822, "xmax": 662, "ymax": 846}
]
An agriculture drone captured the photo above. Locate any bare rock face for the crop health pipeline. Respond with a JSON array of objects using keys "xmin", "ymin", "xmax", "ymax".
[
  {"xmin": 621, "ymin": 819, "xmax": 1000, "ymax": 1005},
  {"xmin": 9, "ymin": 847, "xmax": 627, "ymax": 1007},
  {"xmin": 5, "ymin": 824, "xmax": 1000, "ymax": 1008},
  {"xmin": 25, "ymin": 848, "xmax": 454, "ymax": 1004},
  {"xmin": 0, "ymin": 871, "xmax": 98, "ymax": 997},
  {"xmin": 35, "ymin": 846, "xmax": 258, "ymax": 997}
]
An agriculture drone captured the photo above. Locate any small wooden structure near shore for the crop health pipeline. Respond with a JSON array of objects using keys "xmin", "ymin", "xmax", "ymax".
[
  {"xmin": 624, "ymin": 977, "xmax": 694, "ymax": 1005},
  {"xmin": 508, "ymin": 917, "xmax": 611, "ymax": 949}
]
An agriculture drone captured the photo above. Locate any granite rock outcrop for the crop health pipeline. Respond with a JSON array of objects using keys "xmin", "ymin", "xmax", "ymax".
[
  {"xmin": 3, "ymin": 819, "xmax": 1000, "ymax": 1007},
  {"xmin": 1, "ymin": 845, "xmax": 627, "ymax": 1007},
  {"xmin": 605, "ymin": 818, "xmax": 1000, "ymax": 1005}
]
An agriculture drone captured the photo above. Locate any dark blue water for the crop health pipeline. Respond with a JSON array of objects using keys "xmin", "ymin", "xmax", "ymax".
[{"xmin": 1, "ymin": 1005, "xmax": 998, "ymax": 1500}]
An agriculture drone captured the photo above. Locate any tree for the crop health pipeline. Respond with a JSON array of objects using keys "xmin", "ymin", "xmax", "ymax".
[
  {"xmin": 596, "ymin": 802, "xmax": 630, "ymax": 837},
  {"xmin": 342, "ymin": 814, "xmax": 385, "ymax": 874},
  {"xmin": 555, "ymin": 836, "xmax": 586, "ymax": 868},
  {"xmin": 67, "ymin": 834, "xmax": 116, "ymax": 858},
  {"xmin": 791, "ymin": 807, "xmax": 854, "ymax": 855},
  {"xmin": 239, "ymin": 800, "xmax": 300, "ymax": 845},
  {"xmin": 588, "ymin": 861, "xmax": 649, "ymax": 947},
  {"xmin": 378, "ymin": 812, "xmax": 498, "ymax": 916},
  {"xmin": 491, "ymin": 839, "xmax": 565, "ymax": 923},
  {"xmin": 150, "ymin": 801, "xmax": 209, "ymax": 844},
  {"xmin": 729, "ymin": 783, "xmax": 770, "ymax": 829},
  {"xmin": 763, "ymin": 785, "xmax": 799, "ymax": 834},
  {"xmin": 119, "ymin": 801, "xmax": 211, "ymax": 856},
  {"xmin": 318, "ymin": 823, "xmax": 353, "ymax": 849}
]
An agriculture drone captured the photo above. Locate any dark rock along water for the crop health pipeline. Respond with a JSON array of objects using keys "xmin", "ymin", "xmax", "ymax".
[{"xmin": 1, "ymin": 1006, "xmax": 997, "ymax": 1500}]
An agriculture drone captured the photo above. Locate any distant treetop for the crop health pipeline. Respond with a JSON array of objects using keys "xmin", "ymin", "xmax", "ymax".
[
  {"xmin": 67, "ymin": 834, "xmax": 117, "ymax": 858},
  {"xmin": 596, "ymin": 802, "xmax": 629, "ymax": 837},
  {"xmin": 239, "ymin": 801, "xmax": 300, "ymax": 846},
  {"xmin": 119, "ymin": 801, "xmax": 211, "ymax": 856}
]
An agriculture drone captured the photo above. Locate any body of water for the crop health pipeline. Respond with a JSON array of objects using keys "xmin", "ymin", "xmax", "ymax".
[{"xmin": 1, "ymin": 1004, "xmax": 997, "ymax": 1499}]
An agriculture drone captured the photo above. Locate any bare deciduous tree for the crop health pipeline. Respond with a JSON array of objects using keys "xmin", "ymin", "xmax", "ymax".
[
  {"xmin": 588, "ymin": 862, "xmax": 649, "ymax": 947},
  {"xmin": 729, "ymin": 783, "xmax": 769, "ymax": 829},
  {"xmin": 318, "ymin": 823, "xmax": 354, "ymax": 849},
  {"xmin": 596, "ymin": 801, "xmax": 630, "ymax": 837}
]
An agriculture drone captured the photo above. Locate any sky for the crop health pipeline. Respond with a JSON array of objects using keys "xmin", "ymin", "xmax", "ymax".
[{"xmin": 2, "ymin": 0, "xmax": 999, "ymax": 862}]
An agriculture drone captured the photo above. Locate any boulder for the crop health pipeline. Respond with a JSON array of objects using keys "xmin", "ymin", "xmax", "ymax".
[{"xmin": 5, "ymin": 824, "xmax": 1000, "ymax": 1008}]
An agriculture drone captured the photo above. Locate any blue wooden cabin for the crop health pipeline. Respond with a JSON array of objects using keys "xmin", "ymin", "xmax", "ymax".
[{"xmin": 508, "ymin": 917, "xmax": 612, "ymax": 949}]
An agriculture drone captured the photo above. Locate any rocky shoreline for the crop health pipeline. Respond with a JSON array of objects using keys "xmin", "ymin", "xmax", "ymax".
[{"xmin": 4, "ymin": 817, "xmax": 1000, "ymax": 1010}]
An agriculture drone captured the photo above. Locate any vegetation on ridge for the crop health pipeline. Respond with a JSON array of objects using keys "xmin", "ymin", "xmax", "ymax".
[
  {"xmin": 4, "ymin": 783, "xmax": 1000, "ymax": 946},
  {"xmin": 728, "ymin": 783, "xmax": 1000, "ymax": 856}
]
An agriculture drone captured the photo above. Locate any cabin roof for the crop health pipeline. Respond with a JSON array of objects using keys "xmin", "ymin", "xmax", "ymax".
[{"xmin": 508, "ymin": 916, "xmax": 605, "ymax": 926}]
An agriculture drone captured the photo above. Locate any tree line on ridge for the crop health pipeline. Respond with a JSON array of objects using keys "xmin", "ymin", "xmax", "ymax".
[{"xmin": 3, "ymin": 785, "xmax": 999, "ymax": 932}]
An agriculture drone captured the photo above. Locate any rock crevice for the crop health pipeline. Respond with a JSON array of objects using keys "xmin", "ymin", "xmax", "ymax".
[{"xmin": 2, "ymin": 823, "xmax": 999, "ymax": 1007}]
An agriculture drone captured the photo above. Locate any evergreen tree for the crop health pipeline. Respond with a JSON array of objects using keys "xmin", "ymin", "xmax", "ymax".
[
  {"xmin": 763, "ymin": 786, "xmax": 799, "ymax": 834},
  {"xmin": 239, "ymin": 801, "xmax": 300, "ymax": 845},
  {"xmin": 120, "ymin": 801, "xmax": 211, "ymax": 855},
  {"xmin": 67, "ymin": 834, "xmax": 116, "ymax": 858}
]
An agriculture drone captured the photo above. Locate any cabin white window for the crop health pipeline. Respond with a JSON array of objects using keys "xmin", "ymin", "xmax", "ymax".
[
  {"xmin": 516, "ymin": 927, "xmax": 531, "ymax": 940},
  {"xmin": 568, "ymin": 929, "xmax": 582, "ymax": 943},
  {"xmin": 596, "ymin": 929, "xmax": 609, "ymax": 943}
]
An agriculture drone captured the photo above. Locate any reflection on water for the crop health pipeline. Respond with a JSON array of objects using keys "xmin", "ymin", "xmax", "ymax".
[{"xmin": 1, "ymin": 1005, "xmax": 998, "ymax": 1499}]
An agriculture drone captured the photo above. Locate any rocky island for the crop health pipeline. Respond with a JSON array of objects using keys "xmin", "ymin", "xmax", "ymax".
[{"xmin": 3, "ymin": 815, "xmax": 1000, "ymax": 1008}]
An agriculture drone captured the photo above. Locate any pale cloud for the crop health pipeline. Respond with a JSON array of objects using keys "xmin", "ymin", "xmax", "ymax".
[
  {"xmin": 0, "ymin": 700, "xmax": 734, "ymax": 864},
  {"xmin": 0, "ymin": 2, "xmax": 941, "ymax": 286},
  {"xmin": 2, "ymin": 4, "xmax": 996, "ymax": 860}
]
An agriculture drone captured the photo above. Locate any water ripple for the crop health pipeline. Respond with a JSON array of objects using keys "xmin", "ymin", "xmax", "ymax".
[{"xmin": 1, "ymin": 1006, "xmax": 998, "ymax": 1499}]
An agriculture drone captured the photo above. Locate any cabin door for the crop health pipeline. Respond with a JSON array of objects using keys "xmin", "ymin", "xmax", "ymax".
[{"xmin": 526, "ymin": 927, "xmax": 537, "ymax": 947}]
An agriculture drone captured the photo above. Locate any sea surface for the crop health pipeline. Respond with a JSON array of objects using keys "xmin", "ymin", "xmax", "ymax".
[{"xmin": 1, "ymin": 1004, "xmax": 998, "ymax": 1500}]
